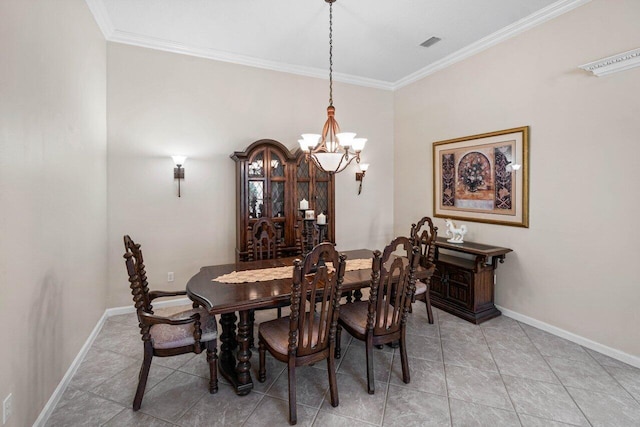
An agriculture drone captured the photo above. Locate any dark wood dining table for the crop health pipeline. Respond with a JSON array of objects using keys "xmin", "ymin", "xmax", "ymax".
[{"xmin": 186, "ymin": 248, "xmax": 430, "ymax": 396}]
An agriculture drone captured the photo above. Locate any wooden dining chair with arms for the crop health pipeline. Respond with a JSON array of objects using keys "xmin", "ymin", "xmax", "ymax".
[
  {"xmin": 335, "ymin": 236, "xmax": 421, "ymax": 394},
  {"xmin": 410, "ymin": 216, "xmax": 438, "ymax": 324},
  {"xmin": 257, "ymin": 242, "xmax": 347, "ymax": 425},
  {"xmin": 123, "ymin": 235, "xmax": 218, "ymax": 411}
]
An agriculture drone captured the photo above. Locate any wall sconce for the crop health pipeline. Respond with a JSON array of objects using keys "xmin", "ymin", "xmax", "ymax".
[
  {"xmin": 355, "ymin": 163, "xmax": 369, "ymax": 195},
  {"xmin": 172, "ymin": 155, "xmax": 186, "ymax": 197}
]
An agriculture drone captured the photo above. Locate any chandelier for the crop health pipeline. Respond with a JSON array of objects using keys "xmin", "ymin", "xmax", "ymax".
[{"xmin": 299, "ymin": 0, "xmax": 366, "ymax": 175}]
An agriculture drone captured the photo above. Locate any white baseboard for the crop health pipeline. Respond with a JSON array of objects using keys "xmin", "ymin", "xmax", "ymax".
[
  {"xmin": 32, "ymin": 310, "xmax": 109, "ymax": 427},
  {"xmin": 497, "ymin": 305, "xmax": 640, "ymax": 369},
  {"xmin": 33, "ymin": 297, "xmax": 191, "ymax": 426}
]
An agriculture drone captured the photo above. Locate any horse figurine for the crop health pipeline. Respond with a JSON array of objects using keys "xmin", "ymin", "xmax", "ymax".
[{"xmin": 445, "ymin": 219, "xmax": 467, "ymax": 244}]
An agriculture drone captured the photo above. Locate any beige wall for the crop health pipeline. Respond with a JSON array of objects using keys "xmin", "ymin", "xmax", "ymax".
[
  {"xmin": 0, "ymin": 0, "xmax": 107, "ymax": 425},
  {"xmin": 106, "ymin": 44, "xmax": 394, "ymax": 308},
  {"xmin": 394, "ymin": 0, "xmax": 640, "ymax": 356}
]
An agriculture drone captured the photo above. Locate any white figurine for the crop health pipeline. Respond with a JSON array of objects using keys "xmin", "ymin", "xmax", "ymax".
[{"xmin": 445, "ymin": 219, "xmax": 467, "ymax": 244}]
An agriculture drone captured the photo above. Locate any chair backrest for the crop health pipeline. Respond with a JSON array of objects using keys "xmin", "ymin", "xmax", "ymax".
[
  {"xmin": 248, "ymin": 218, "xmax": 281, "ymax": 261},
  {"xmin": 296, "ymin": 219, "xmax": 321, "ymax": 255},
  {"xmin": 123, "ymin": 235, "xmax": 153, "ymax": 315},
  {"xmin": 289, "ymin": 242, "xmax": 346, "ymax": 357},
  {"xmin": 410, "ymin": 216, "xmax": 438, "ymax": 268},
  {"xmin": 368, "ymin": 237, "xmax": 421, "ymax": 337}
]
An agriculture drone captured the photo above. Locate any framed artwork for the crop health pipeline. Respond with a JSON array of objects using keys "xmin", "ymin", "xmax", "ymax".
[{"xmin": 433, "ymin": 126, "xmax": 529, "ymax": 227}]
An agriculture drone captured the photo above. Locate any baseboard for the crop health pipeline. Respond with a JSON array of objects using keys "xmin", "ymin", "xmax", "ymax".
[
  {"xmin": 32, "ymin": 310, "xmax": 109, "ymax": 427},
  {"xmin": 497, "ymin": 305, "xmax": 640, "ymax": 369},
  {"xmin": 33, "ymin": 297, "xmax": 191, "ymax": 426}
]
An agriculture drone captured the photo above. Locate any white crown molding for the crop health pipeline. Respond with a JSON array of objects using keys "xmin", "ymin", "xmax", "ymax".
[
  {"xmin": 392, "ymin": 0, "xmax": 593, "ymax": 90},
  {"xmin": 108, "ymin": 30, "xmax": 394, "ymax": 91},
  {"xmin": 497, "ymin": 305, "xmax": 640, "ymax": 369},
  {"xmin": 579, "ymin": 48, "xmax": 640, "ymax": 77},
  {"xmin": 84, "ymin": 0, "xmax": 114, "ymax": 38},
  {"xmin": 86, "ymin": 0, "xmax": 591, "ymax": 92}
]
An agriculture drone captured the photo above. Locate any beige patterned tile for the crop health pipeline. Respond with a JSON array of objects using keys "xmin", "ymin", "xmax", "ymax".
[
  {"xmin": 449, "ymin": 398, "xmax": 520, "ymax": 427},
  {"xmin": 69, "ymin": 347, "xmax": 138, "ymax": 391},
  {"xmin": 92, "ymin": 362, "xmax": 173, "ymax": 406},
  {"xmin": 267, "ymin": 365, "xmax": 331, "ymax": 408},
  {"xmin": 520, "ymin": 325, "xmax": 592, "ymax": 364},
  {"xmin": 445, "ymin": 365, "xmax": 513, "ymax": 410},
  {"xmin": 389, "ymin": 355, "xmax": 446, "ymax": 396},
  {"xmin": 313, "ymin": 410, "xmax": 376, "ymax": 427},
  {"xmin": 605, "ymin": 364, "xmax": 640, "ymax": 402},
  {"xmin": 244, "ymin": 395, "xmax": 318, "ymax": 427},
  {"xmin": 138, "ymin": 371, "xmax": 209, "ymax": 422},
  {"xmin": 442, "ymin": 339, "xmax": 497, "ymax": 372},
  {"xmin": 491, "ymin": 348, "xmax": 559, "ymax": 383},
  {"xmin": 103, "ymin": 409, "xmax": 175, "ymax": 426},
  {"xmin": 45, "ymin": 390, "xmax": 124, "ymax": 426},
  {"xmin": 568, "ymin": 386, "xmax": 640, "ymax": 427},
  {"xmin": 503, "ymin": 375, "xmax": 588, "ymax": 426},
  {"xmin": 320, "ymin": 372, "xmax": 387, "ymax": 425},
  {"xmin": 383, "ymin": 385, "xmax": 450, "ymax": 427},
  {"xmin": 176, "ymin": 383, "xmax": 263, "ymax": 426},
  {"xmin": 547, "ymin": 356, "xmax": 630, "ymax": 398},
  {"xmin": 337, "ymin": 344, "xmax": 393, "ymax": 383}
]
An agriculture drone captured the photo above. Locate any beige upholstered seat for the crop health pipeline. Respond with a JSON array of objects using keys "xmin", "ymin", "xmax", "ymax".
[{"xmin": 150, "ymin": 307, "xmax": 217, "ymax": 350}]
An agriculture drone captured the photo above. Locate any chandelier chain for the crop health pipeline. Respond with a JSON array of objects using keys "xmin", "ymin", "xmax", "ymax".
[{"xmin": 329, "ymin": 0, "xmax": 333, "ymax": 107}]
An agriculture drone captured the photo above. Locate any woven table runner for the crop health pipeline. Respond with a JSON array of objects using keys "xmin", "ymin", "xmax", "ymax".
[{"xmin": 212, "ymin": 258, "xmax": 372, "ymax": 284}]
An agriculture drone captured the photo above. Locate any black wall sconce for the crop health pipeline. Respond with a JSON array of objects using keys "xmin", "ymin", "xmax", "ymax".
[
  {"xmin": 355, "ymin": 163, "xmax": 369, "ymax": 195},
  {"xmin": 172, "ymin": 155, "xmax": 186, "ymax": 197}
]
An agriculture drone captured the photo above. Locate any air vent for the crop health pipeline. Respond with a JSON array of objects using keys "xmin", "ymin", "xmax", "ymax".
[{"xmin": 420, "ymin": 36, "xmax": 441, "ymax": 48}]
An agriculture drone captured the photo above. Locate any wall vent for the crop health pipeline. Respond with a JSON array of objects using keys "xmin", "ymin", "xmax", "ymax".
[{"xmin": 420, "ymin": 36, "xmax": 441, "ymax": 48}]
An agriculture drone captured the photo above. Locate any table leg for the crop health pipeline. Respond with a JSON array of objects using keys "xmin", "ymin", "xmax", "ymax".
[
  {"xmin": 217, "ymin": 312, "xmax": 254, "ymax": 395},
  {"xmin": 236, "ymin": 310, "xmax": 253, "ymax": 393}
]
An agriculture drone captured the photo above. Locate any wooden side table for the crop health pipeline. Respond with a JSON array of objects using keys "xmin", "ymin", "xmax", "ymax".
[{"xmin": 431, "ymin": 237, "xmax": 512, "ymax": 324}]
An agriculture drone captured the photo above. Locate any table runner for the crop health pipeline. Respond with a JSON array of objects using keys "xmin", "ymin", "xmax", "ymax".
[{"xmin": 212, "ymin": 258, "xmax": 372, "ymax": 284}]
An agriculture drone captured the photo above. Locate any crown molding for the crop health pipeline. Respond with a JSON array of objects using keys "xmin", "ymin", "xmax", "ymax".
[
  {"xmin": 392, "ymin": 0, "xmax": 592, "ymax": 90},
  {"xmin": 86, "ymin": 0, "xmax": 591, "ymax": 92},
  {"xmin": 107, "ymin": 29, "xmax": 394, "ymax": 91},
  {"xmin": 579, "ymin": 48, "xmax": 640, "ymax": 77},
  {"xmin": 84, "ymin": 0, "xmax": 114, "ymax": 38}
]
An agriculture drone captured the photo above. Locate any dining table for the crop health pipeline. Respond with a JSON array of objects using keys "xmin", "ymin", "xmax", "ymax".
[{"xmin": 186, "ymin": 248, "xmax": 429, "ymax": 396}]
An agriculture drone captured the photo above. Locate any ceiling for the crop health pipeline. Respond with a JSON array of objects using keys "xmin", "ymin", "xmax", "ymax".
[{"xmin": 88, "ymin": 0, "xmax": 584, "ymax": 89}]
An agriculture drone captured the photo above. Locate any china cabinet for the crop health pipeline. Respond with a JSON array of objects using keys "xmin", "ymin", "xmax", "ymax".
[{"xmin": 231, "ymin": 139, "xmax": 335, "ymax": 262}]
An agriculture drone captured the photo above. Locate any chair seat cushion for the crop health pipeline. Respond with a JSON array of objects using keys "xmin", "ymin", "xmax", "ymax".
[
  {"xmin": 150, "ymin": 307, "xmax": 217, "ymax": 350},
  {"xmin": 414, "ymin": 280, "xmax": 427, "ymax": 295},
  {"xmin": 259, "ymin": 313, "xmax": 322, "ymax": 355},
  {"xmin": 339, "ymin": 301, "xmax": 396, "ymax": 335}
]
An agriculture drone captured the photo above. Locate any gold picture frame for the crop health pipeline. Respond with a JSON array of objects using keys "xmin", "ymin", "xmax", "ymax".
[{"xmin": 433, "ymin": 126, "xmax": 529, "ymax": 228}]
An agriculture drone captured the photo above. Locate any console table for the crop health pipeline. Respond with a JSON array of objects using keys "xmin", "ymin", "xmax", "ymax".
[{"xmin": 431, "ymin": 237, "xmax": 512, "ymax": 324}]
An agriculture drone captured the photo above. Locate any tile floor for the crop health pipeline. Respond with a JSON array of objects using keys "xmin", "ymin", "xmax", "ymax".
[{"xmin": 46, "ymin": 304, "xmax": 640, "ymax": 426}]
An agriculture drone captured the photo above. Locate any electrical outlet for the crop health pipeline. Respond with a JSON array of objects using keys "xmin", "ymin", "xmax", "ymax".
[
  {"xmin": 168, "ymin": 272, "xmax": 174, "ymax": 282},
  {"xmin": 3, "ymin": 393, "xmax": 12, "ymax": 425}
]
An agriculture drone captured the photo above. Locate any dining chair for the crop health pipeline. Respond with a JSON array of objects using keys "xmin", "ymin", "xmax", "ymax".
[
  {"xmin": 258, "ymin": 242, "xmax": 347, "ymax": 425},
  {"xmin": 410, "ymin": 216, "xmax": 438, "ymax": 324},
  {"xmin": 335, "ymin": 236, "xmax": 421, "ymax": 394},
  {"xmin": 246, "ymin": 217, "xmax": 287, "ymax": 346},
  {"xmin": 247, "ymin": 217, "xmax": 283, "ymax": 261},
  {"xmin": 123, "ymin": 235, "xmax": 218, "ymax": 411}
]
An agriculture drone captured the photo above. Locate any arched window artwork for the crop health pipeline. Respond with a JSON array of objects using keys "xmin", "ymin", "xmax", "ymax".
[{"xmin": 457, "ymin": 152, "xmax": 492, "ymax": 194}]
